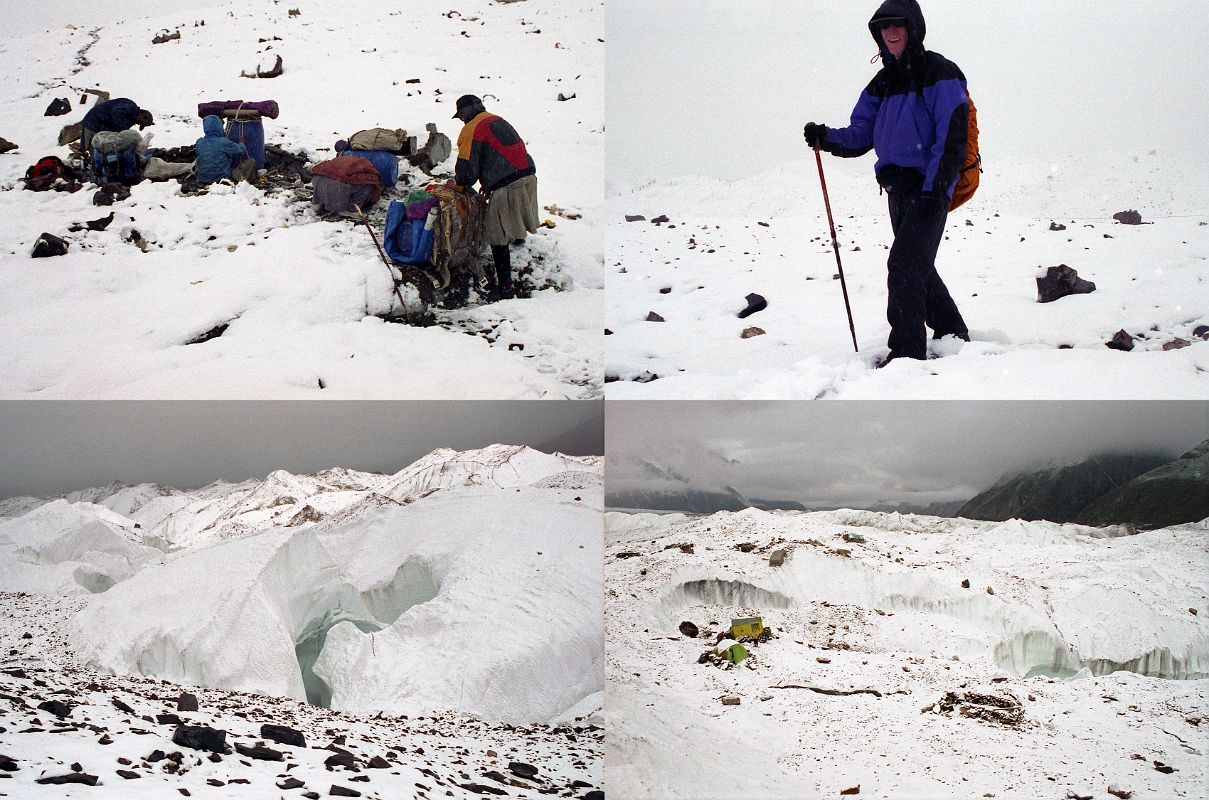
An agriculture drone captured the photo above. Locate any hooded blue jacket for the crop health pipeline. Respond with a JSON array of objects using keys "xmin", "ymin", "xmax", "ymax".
[
  {"xmin": 821, "ymin": 0, "xmax": 969, "ymax": 198},
  {"xmin": 195, "ymin": 116, "xmax": 250, "ymax": 184}
]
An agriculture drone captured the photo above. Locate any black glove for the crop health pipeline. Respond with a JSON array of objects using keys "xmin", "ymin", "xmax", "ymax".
[{"xmin": 802, "ymin": 122, "xmax": 828, "ymax": 149}]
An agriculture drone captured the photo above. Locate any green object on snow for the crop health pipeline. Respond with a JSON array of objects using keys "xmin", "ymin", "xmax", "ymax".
[{"xmin": 723, "ymin": 642, "xmax": 749, "ymax": 664}]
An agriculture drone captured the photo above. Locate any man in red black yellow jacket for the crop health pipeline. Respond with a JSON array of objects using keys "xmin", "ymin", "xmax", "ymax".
[{"xmin": 451, "ymin": 94, "xmax": 538, "ymax": 300}]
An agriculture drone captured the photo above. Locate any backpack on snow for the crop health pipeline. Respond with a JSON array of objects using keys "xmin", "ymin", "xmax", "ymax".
[
  {"xmin": 348, "ymin": 128, "xmax": 411, "ymax": 154},
  {"xmin": 949, "ymin": 92, "xmax": 981, "ymax": 211},
  {"xmin": 91, "ymin": 130, "xmax": 144, "ymax": 185},
  {"xmin": 24, "ymin": 155, "xmax": 77, "ymax": 191}
]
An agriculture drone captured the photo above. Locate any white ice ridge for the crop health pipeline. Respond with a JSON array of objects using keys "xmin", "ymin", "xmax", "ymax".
[
  {"xmin": 646, "ymin": 512, "xmax": 1209, "ymax": 680},
  {"xmin": 66, "ymin": 475, "xmax": 602, "ymax": 724},
  {"xmin": 0, "ymin": 500, "xmax": 158, "ymax": 595}
]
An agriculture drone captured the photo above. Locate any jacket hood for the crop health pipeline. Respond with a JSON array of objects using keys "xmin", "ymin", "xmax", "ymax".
[
  {"xmin": 869, "ymin": 0, "xmax": 926, "ymax": 64},
  {"xmin": 202, "ymin": 115, "xmax": 225, "ymax": 137}
]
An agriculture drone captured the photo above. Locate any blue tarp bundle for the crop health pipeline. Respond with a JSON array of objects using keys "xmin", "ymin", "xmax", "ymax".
[
  {"xmin": 345, "ymin": 150, "xmax": 398, "ymax": 188},
  {"xmin": 383, "ymin": 200, "xmax": 434, "ymax": 264},
  {"xmin": 225, "ymin": 119, "xmax": 265, "ymax": 168}
]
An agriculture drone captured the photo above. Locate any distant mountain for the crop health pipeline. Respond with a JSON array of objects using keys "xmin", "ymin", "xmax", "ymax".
[
  {"xmin": 1075, "ymin": 440, "xmax": 1209, "ymax": 528},
  {"xmin": 958, "ymin": 443, "xmax": 1208, "ymax": 528},
  {"xmin": 605, "ymin": 488, "xmax": 806, "ymax": 514}
]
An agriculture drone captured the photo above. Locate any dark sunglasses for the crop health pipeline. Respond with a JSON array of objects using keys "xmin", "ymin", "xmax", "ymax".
[{"xmin": 874, "ymin": 18, "xmax": 908, "ymax": 31}]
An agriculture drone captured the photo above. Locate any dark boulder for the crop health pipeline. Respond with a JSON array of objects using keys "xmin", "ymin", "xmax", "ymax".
[
  {"xmin": 176, "ymin": 692, "xmax": 198, "ymax": 712},
  {"xmin": 509, "ymin": 761, "xmax": 539, "ymax": 780},
  {"xmin": 36, "ymin": 700, "xmax": 73, "ymax": 718},
  {"xmin": 44, "ymin": 98, "xmax": 72, "ymax": 117},
  {"xmin": 36, "ymin": 772, "xmax": 98, "ymax": 785},
  {"xmin": 678, "ymin": 620, "xmax": 700, "ymax": 638},
  {"xmin": 172, "ymin": 724, "xmax": 227, "ymax": 753},
  {"xmin": 31, "ymin": 233, "xmax": 69, "ymax": 258},
  {"xmin": 737, "ymin": 293, "xmax": 767, "ymax": 319},
  {"xmin": 1036, "ymin": 265, "xmax": 1095, "ymax": 303},
  {"xmin": 1113, "ymin": 210, "xmax": 1143, "ymax": 225},
  {"xmin": 1106, "ymin": 329, "xmax": 1135, "ymax": 351},
  {"xmin": 261, "ymin": 723, "xmax": 306, "ymax": 747},
  {"xmin": 0, "ymin": 137, "xmax": 17, "ymax": 153},
  {"xmin": 234, "ymin": 742, "xmax": 283, "ymax": 761}
]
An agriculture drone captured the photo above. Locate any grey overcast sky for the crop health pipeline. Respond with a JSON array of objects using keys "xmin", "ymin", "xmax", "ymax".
[
  {"xmin": 606, "ymin": 0, "xmax": 1207, "ymax": 190},
  {"xmin": 0, "ymin": 402, "xmax": 602, "ymax": 498},
  {"xmin": 606, "ymin": 401, "xmax": 1209, "ymax": 508}
]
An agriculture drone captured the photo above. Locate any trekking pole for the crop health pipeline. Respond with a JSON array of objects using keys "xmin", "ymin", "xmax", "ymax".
[
  {"xmin": 353, "ymin": 205, "xmax": 408, "ymax": 309},
  {"xmin": 812, "ymin": 145, "xmax": 859, "ymax": 352}
]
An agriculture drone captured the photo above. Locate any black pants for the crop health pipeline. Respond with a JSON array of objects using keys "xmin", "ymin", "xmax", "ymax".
[{"xmin": 885, "ymin": 191, "xmax": 967, "ymax": 360}]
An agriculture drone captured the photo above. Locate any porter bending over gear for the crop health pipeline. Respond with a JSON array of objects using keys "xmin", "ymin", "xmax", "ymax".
[
  {"xmin": 80, "ymin": 98, "xmax": 153, "ymax": 154},
  {"xmin": 451, "ymin": 94, "xmax": 538, "ymax": 300}
]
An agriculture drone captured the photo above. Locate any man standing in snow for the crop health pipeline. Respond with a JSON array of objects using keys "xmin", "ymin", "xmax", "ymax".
[
  {"xmin": 80, "ymin": 98, "xmax": 153, "ymax": 154},
  {"xmin": 802, "ymin": 0, "xmax": 969, "ymax": 364},
  {"xmin": 451, "ymin": 94, "xmax": 539, "ymax": 301}
]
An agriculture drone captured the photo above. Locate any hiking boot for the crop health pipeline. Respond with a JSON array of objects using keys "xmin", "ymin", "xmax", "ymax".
[{"xmin": 932, "ymin": 330, "xmax": 971, "ymax": 342}]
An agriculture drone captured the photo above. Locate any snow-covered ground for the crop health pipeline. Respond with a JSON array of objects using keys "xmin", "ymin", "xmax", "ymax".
[
  {"xmin": 605, "ymin": 508, "xmax": 1209, "ymax": 799},
  {"xmin": 604, "ymin": 1, "xmax": 1209, "ymax": 399},
  {"xmin": 0, "ymin": 0, "xmax": 602, "ymax": 398},
  {"xmin": 0, "ymin": 445, "xmax": 604, "ymax": 798}
]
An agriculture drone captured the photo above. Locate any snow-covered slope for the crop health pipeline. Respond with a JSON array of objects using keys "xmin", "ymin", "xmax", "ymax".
[
  {"xmin": 0, "ymin": 0, "xmax": 603, "ymax": 399},
  {"xmin": 605, "ymin": 508, "xmax": 1209, "ymax": 799}
]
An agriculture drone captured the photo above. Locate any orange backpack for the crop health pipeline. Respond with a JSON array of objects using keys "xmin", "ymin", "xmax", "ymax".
[{"xmin": 949, "ymin": 92, "xmax": 981, "ymax": 211}]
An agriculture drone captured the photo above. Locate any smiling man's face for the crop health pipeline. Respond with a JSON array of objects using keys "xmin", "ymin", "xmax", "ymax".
[{"xmin": 880, "ymin": 20, "xmax": 908, "ymax": 58}]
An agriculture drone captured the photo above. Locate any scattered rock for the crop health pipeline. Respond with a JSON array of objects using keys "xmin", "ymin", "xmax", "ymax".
[
  {"xmin": 840, "ymin": 787, "xmax": 861, "ymax": 796},
  {"xmin": 556, "ymin": 92, "xmax": 576, "ymax": 101},
  {"xmin": 459, "ymin": 784, "xmax": 506, "ymax": 796},
  {"xmin": 679, "ymin": 621, "xmax": 700, "ymax": 638},
  {"xmin": 1066, "ymin": 790, "xmax": 1093, "ymax": 800},
  {"xmin": 735, "ymin": 542, "xmax": 757, "ymax": 553},
  {"xmin": 36, "ymin": 700, "xmax": 73, "ymax": 718},
  {"xmin": 508, "ymin": 762, "xmax": 539, "ymax": 780},
  {"xmin": 737, "ymin": 293, "xmax": 767, "ymax": 319},
  {"xmin": 679, "ymin": 543, "xmax": 694, "ymax": 554},
  {"xmin": 176, "ymin": 692, "xmax": 198, "ymax": 712},
  {"xmin": 0, "ymin": 755, "xmax": 18, "ymax": 771},
  {"xmin": 157, "ymin": 713, "xmax": 183, "ymax": 725},
  {"xmin": 257, "ymin": 54, "xmax": 284, "ymax": 78},
  {"xmin": 1106, "ymin": 329, "xmax": 1135, "ymax": 352},
  {"xmin": 172, "ymin": 724, "xmax": 227, "ymax": 753},
  {"xmin": 986, "ymin": 586, "xmax": 995, "ymax": 595},
  {"xmin": 721, "ymin": 696, "xmax": 741, "ymax": 706},
  {"xmin": 842, "ymin": 532, "xmax": 865, "ymax": 544},
  {"xmin": 1193, "ymin": 325, "xmax": 1209, "ymax": 340},
  {"xmin": 1107, "ymin": 785, "xmax": 1133, "ymax": 799},
  {"xmin": 1152, "ymin": 761, "xmax": 1176, "ymax": 774},
  {"xmin": 817, "ymin": 657, "xmax": 832, "ymax": 664},
  {"xmin": 650, "ymin": 214, "xmax": 669, "ymax": 224},
  {"xmin": 1036, "ymin": 264, "xmax": 1096, "ymax": 303},
  {"xmin": 633, "ymin": 371, "xmax": 659, "ymax": 383},
  {"xmin": 936, "ymin": 690, "xmax": 1024, "ymax": 727},
  {"xmin": 645, "ymin": 311, "xmax": 665, "ymax": 322},
  {"xmin": 1162, "ymin": 338, "xmax": 1190, "ymax": 351},
  {"xmin": 624, "ymin": 214, "xmax": 646, "ymax": 222},
  {"xmin": 1049, "ymin": 221, "xmax": 1067, "ymax": 231},
  {"xmin": 366, "ymin": 755, "xmax": 390, "ymax": 769},
  {"xmin": 961, "ymin": 579, "xmax": 970, "ymax": 589},
  {"xmin": 325, "ymin": 751, "xmax": 359, "ymax": 770},
  {"xmin": 1113, "ymin": 209, "xmax": 1143, "ymax": 225},
  {"xmin": 117, "ymin": 769, "xmax": 141, "ymax": 779},
  {"xmin": 659, "ymin": 286, "xmax": 672, "ymax": 294},
  {"xmin": 152, "ymin": 30, "xmax": 181, "ymax": 44},
  {"xmin": 36, "ymin": 772, "xmax": 98, "ymax": 785},
  {"xmin": 57, "ymin": 123, "xmax": 82, "ymax": 146},
  {"xmin": 741, "ymin": 326, "xmax": 766, "ymax": 339},
  {"xmin": 44, "ymin": 98, "xmax": 72, "ymax": 117},
  {"xmin": 31, "ymin": 232, "xmax": 69, "ymax": 258},
  {"xmin": 329, "ymin": 786, "xmax": 362, "ymax": 798},
  {"xmin": 0, "ymin": 137, "xmax": 17, "ymax": 153},
  {"xmin": 278, "ymin": 777, "xmax": 306, "ymax": 789},
  {"xmin": 234, "ymin": 743, "xmax": 283, "ymax": 761},
  {"xmin": 768, "ymin": 548, "xmax": 788, "ymax": 567}
]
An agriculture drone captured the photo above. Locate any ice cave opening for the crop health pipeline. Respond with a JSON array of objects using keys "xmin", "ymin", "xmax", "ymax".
[{"xmin": 295, "ymin": 558, "xmax": 441, "ymax": 708}]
